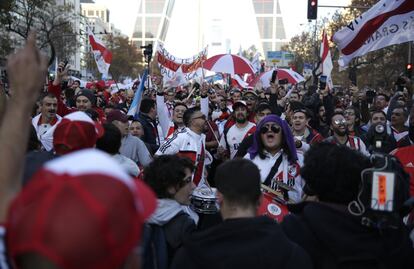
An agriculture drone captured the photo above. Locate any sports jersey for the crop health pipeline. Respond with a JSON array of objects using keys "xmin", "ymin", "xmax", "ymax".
[
  {"xmin": 156, "ymin": 128, "xmax": 207, "ymax": 186},
  {"xmin": 219, "ymin": 122, "xmax": 256, "ymax": 159},
  {"xmin": 324, "ymin": 135, "xmax": 370, "ymax": 156},
  {"xmin": 244, "ymin": 150, "xmax": 304, "ymax": 203}
]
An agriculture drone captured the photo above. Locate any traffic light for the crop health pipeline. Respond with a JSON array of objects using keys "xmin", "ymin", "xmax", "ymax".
[
  {"xmin": 307, "ymin": 0, "xmax": 318, "ymax": 20},
  {"xmin": 406, "ymin": 63, "xmax": 412, "ymax": 78}
]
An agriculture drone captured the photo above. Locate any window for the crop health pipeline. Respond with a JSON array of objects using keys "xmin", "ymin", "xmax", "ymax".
[
  {"xmin": 88, "ymin": 10, "xmax": 94, "ymax": 16},
  {"xmin": 262, "ymin": 42, "xmax": 272, "ymax": 55},
  {"xmin": 132, "ymin": 17, "xmax": 143, "ymax": 38},
  {"xmin": 257, "ymin": 17, "xmax": 273, "ymax": 39},
  {"xmin": 275, "ymin": 17, "xmax": 286, "ymax": 39},
  {"xmin": 253, "ymin": 0, "xmax": 273, "ymax": 14},
  {"xmin": 101, "ymin": 11, "xmax": 105, "ymax": 21},
  {"xmin": 146, "ymin": 0, "xmax": 166, "ymax": 13},
  {"xmin": 145, "ymin": 17, "xmax": 161, "ymax": 38}
]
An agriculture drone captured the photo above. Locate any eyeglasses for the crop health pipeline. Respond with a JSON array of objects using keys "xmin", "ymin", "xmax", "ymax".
[
  {"xmin": 260, "ymin": 124, "xmax": 281, "ymax": 134},
  {"xmin": 344, "ymin": 111, "xmax": 355, "ymax": 116},
  {"xmin": 333, "ymin": 119, "xmax": 347, "ymax": 125},
  {"xmin": 243, "ymin": 96, "xmax": 257, "ymax": 101}
]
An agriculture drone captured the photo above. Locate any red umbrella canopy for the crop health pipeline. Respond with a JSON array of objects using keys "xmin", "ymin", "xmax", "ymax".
[
  {"xmin": 203, "ymin": 54, "xmax": 255, "ymax": 75},
  {"xmin": 249, "ymin": 68, "xmax": 305, "ymax": 87}
]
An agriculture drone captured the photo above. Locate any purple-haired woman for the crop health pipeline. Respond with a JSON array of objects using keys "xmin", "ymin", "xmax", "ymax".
[{"xmin": 244, "ymin": 115, "xmax": 304, "ymax": 202}]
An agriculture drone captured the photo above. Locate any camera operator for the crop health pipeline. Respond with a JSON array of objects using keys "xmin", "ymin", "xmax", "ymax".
[{"xmin": 282, "ymin": 143, "xmax": 414, "ymax": 269}]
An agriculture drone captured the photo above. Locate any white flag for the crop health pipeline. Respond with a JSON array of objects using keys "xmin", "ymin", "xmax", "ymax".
[
  {"xmin": 333, "ymin": 0, "xmax": 414, "ymax": 67},
  {"xmin": 320, "ymin": 30, "xmax": 334, "ymax": 89},
  {"xmin": 88, "ymin": 29, "xmax": 112, "ymax": 75}
]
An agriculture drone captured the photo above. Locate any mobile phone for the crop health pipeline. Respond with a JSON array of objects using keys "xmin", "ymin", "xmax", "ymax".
[
  {"xmin": 59, "ymin": 60, "xmax": 68, "ymax": 72},
  {"xmin": 278, "ymin": 78, "xmax": 288, "ymax": 85},
  {"xmin": 319, "ymin": 75, "xmax": 327, "ymax": 90},
  {"xmin": 270, "ymin": 70, "xmax": 278, "ymax": 83}
]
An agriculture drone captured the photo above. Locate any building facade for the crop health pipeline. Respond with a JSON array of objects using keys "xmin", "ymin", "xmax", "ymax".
[
  {"xmin": 130, "ymin": 0, "xmax": 287, "ymax": 61},
  {"xmin": 130, "ymin": 0, "xmax": 175, "ymax": 49}
]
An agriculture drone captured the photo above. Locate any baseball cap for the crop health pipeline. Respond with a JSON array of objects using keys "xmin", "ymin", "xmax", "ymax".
[
  {"xmin": 6, "ymin": 149, "xmax": 156, "ymax": 269},
  {"xmin": 53, "ymin": 111, "xmax": 104, "ymax": 155},
  {"xmin": 232, "ymin": 100, "xmax": 248, "ymax": 110},
  {"xmin": 106, "ymin": 109, "xmax": 129, "ymax": 123},
  {"xmin": 75, "ymin": 89, "xmax": 96, "ymax": 106}
]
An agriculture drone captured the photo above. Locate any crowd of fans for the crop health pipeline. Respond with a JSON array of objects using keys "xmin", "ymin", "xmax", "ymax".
[{"xmin": 0, "ymin": 33, "xmax": 414, "ymax": 269}]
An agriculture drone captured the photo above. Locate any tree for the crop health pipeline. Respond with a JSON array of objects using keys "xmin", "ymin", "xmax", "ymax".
[
  {"xmin": 282, "ymin": 0, "xmax": 408, "ymax": 90},
  {"xmin": 0, "ymin": 0, "xmax": 78, "ymax": 66}
]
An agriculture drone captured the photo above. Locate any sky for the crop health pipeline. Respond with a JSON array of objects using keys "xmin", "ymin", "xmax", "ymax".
[{"xmin": 94, "ymin": 0, "xmax": 351, "ymax": 57}]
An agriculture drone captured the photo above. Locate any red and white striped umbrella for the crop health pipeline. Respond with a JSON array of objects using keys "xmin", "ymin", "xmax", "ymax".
[
  {"xmin": 203, "ymin": 54, "xmax": 255, "ymax": 75},
  {"xmin": 249, "ymin": 68, "xmax": 305, "ymax": 87}
]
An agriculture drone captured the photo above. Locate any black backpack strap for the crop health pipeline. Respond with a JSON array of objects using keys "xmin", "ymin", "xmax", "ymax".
[{"xmin": 263, "ymin": 154, "xmax": 284, "ymax": 186}]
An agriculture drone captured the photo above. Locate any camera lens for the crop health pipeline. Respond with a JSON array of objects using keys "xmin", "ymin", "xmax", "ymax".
[{"xmin": 374, "ymin": 124, "xmax": 385, "ymax": 134}]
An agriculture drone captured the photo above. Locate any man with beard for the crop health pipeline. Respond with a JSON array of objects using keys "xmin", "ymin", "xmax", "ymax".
[
  {"xmin": 156, "ymin": 107, "xmax": 210, "ymax": 188},
  {"xmin": 48, "ymin": 63, "xmax": 105, "ymax": 121},
  {"xmin": 291, "ymin": 108, "xmax": 323, "ymax": 152},
  {"xmin": 31, "ymin": 93, "xmax": 62, "ymax": 151},
  {"xmin": 156, "ymin": 86, "xmax": 208, "ymax": 139},
  {"xmin": 391, "ymin": 106, "xmax": 414, "ymax": 196},
  {"xmin": 324, "ymin": 112, "xmax": 369, "ymax": 156},
  {"xmin": 218, "ymin": 101, "xmax": 256, "ymax": 159},
  {"xmin": 390, "ymin": 106, "xmax": 411, "ymax": 148}
]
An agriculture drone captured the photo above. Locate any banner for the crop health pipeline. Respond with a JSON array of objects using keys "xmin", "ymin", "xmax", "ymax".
[
  {"xmin": 156, "ymin": 43, "xmax": 207, "ymax": 83},
  {"xmin": 333, "ymin": 0, "xmax": 414, "ymax": 67},
  {"xmin": 88, "ymin": 29, "xmax": 112, "ymax": 75}
]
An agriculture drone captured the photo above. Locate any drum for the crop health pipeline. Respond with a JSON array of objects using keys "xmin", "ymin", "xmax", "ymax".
[
  {"xmin": 190, "ymin": 186, "xmax": 218, "ymax": 214},
  {"xmin": 258, "ymin": 187, "xmax": 289, "ymax": 223}
]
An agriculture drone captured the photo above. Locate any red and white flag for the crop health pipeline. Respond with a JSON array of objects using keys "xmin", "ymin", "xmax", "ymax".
[
  {"xmin": 320, "ymin": 30, "xmax": 333, "ymax": 89},
  {"xmin": 88, "ymin": 29, "xmax": 112, "ymax": 75},
  {"xmin": 333, "ymin": 0, "xmax": 414, "ymax": 67}
]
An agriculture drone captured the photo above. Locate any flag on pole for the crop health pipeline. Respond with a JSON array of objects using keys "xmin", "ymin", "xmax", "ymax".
[
  {"xmin": 333, "ymin": 0, "xmax": 414, "ymax": 67},
  {"xmin": 88, "ymin": 29, "xmax": 113, "ymax": 75},
  {"xmin": 320, "ymin": 30, "xmax": 334, "ymax": 89},
  {"xmin": 128, "ymin": 69, "xmax": 148, "ymax": 118},
  {"xmin": 251, "ymin": 52, "xmax": 261, "ymax": 73}
]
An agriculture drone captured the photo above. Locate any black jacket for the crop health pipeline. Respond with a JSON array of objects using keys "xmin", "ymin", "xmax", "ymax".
[
  {"xmin": 136, "ymin": 112, "xmax": 159, "ymax": 153},
  {"xmin": 282, "ymin": 202, "xmax": 414, "ymax": 269},
  {"xmin": 171, "ymin": 216, "xmax": 312, "ymax": 269}
]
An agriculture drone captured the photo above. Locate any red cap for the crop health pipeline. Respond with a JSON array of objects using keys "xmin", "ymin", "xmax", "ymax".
[
  {"xmin": 6, "ymin": 149, "xmax": 156, "ymax": 269},
  {"xmin": 232, "ymin": 100, "xmax": 248, "ymax": 110},
  {"xmin": 53, "ymin": 111, "xmax": 104, "ymax": 155}
]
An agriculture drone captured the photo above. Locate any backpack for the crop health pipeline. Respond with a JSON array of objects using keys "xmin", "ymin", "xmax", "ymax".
[{"xmin": 141, "ymin": 223, "xmax": 168, "ymax": 269}]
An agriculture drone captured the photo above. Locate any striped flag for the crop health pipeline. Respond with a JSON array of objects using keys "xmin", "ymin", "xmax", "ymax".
[
  {"xmin": 333, "ymin": 0, "xmax": 414, "ymax": 67},
  {"xmin": 88, "ymin": 29, "xmax": 112, "ymax": 75},
  {"xmin": 128, "ymin": 69, "xmax": 148, "ymax": 118},
  {"xmin": 320, "ymin": 30, "xmax": 334, "ymax": 89}
]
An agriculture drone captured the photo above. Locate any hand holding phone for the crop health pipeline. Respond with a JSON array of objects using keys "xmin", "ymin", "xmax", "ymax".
[
  {"xmin": 270, "ymin": 70, "xmax": 278, "ymax": 84},
  {"xmin": 58, "ymin": 60, "xmax": 68, "ymax": 73},
  {"xmin": 319, "ymin": 75, "xmax": 327, "ymax": 90}
]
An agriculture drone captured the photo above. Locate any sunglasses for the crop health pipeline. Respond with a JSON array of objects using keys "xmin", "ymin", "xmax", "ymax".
[
  {"xmin": 260, "ymin": 124, "xmax": 281, "ymax": 134},
  {"xmin": 334, "ymin": 119, "xmax": 347, "ymax": 125},
  {"xmin": 243, "ymin": 96, "xmax": 257, "ymax": 101}
]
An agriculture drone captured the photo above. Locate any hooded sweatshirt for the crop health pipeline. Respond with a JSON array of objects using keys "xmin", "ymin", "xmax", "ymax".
[
  {"xmin": 171, "ymin": 216, "xmax": 312, "ymax": 269},
  {"xmin": 281, "ymin": 202, "xmax": 414, "ymax": 269}
]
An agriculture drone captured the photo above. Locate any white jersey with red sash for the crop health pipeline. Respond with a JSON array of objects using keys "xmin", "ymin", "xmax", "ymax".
[
  {"xmin": 324, "ymin": 135, "xmax": 370, "ymax": 156},
  {"xmin": 220, "ymin": 122, "xmax": 256, "ymax": 159},
  {"xmin": 245, "ymin": 150, "xmax": 304, "ymax": 202},
  {"xmin": 32, "ymin": 113, "xmax": 62, "ymax": 151},
  {"xmin": 155, "ymin": 127, "xmax": 207, "ymax": 186}
]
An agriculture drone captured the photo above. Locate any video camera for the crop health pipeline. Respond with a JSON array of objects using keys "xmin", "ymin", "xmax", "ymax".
[
  {"xmin": 349, "ymin": 153, "xmax": 411, "ymax": 230},
  {"xmin": 140, "ymin": 44, "xmax": 153, "ymax": 64}
]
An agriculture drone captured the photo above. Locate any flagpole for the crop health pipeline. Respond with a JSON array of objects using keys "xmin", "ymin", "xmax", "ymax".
[{"xmin": 109, "ymin": 69, "xmax": 121, "ymax": 93}]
